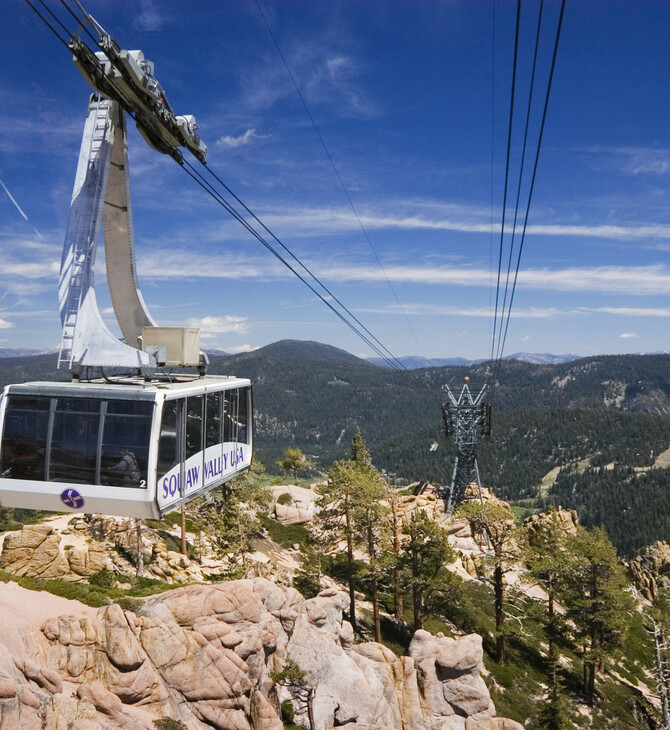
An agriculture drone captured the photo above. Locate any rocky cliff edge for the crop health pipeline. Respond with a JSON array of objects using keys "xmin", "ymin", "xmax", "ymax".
[{"xmin": 0, "ymin": 578, "xmax": 523, "ymax": 730}]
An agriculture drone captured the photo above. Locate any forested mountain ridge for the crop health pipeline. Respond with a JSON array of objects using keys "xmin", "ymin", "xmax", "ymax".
[{"xmin": 2, "ymin": 342, "xmax": 670, "ymax": 555}]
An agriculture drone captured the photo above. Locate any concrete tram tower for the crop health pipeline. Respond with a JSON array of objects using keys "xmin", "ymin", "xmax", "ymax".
[{"xmin": 440, "ymin": 380, "xmax": 491, "ymax": 512}]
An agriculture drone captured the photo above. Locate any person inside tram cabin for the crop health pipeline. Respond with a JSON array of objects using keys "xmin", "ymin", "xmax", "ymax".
[
  {"xmin": 113, "ymin": 447, "xmax": 141, "ymax": 486},
  {"xmin": 9, "ymin": 440, "xmax": 40, "ymax": 479}
]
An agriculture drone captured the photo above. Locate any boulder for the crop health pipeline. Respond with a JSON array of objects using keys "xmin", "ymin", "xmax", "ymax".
[
  {"xmin": 409, "ymin": 630, "xmax": 495, "ymax": 721},
  {"xmin": 271, "ymin": 485, "xmax": 318, "ymax": 525}
]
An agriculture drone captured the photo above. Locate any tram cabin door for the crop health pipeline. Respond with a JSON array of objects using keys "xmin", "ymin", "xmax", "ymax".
[{"xmin": 155, "ymin": 385, "xmax": 251, "ymax": 514}]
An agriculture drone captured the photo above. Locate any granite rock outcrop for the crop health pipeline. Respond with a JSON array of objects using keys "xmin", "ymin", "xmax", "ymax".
[{"xmin": 0, "ymin": 578, "xmax": 523, "ymax": 730}]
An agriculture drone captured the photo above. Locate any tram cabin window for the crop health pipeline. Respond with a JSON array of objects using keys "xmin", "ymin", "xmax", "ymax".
[
  {"xmin": 186, "ymin": 395, "xmax": 204, "ymax": 459},
  {"xmin": 0, "ymin": 395, "xmax": 152, "ymax": 487},
  {"xmin": 0, "ymin": 395, "xmax": 49, "ymax": 480},
  {"xmin": 223, "ymin": 388, "xmax": 250, "ymax": 444}
]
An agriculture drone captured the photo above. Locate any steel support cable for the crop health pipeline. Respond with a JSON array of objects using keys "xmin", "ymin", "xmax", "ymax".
[
  {"xmin": 494, "ymin": 0, "xmax": 566, "ymax": 383},
  {"xmin": 60, "ymin": 0, "xmax": 100, "ymax": 45},
  {"xmin": 493, "ymin": 0, "xmax": 545, "ymax": 368},
  {"xmin": 37, "ymin": 0, "xmax": 75, "ymax": 43},
  {"xmin": 199, "ymin": 162, "xmax": 407, "ymax": 370},
  {"xmin": 180, "ymin": 160, "xmax": 405, "ymax": 370},
  {"xmin": 488, "ymin": 0, "xmax": 522, "ymax": 383},
  {"xmin": 488, "ymin": 1, "xmax": 497, "ymax": 366},
  {"xmin": 24, "ymin": 0, "xmax": 71, "ymax": 48},
  {"xmin": 254, "ymin": 0, "xmax": 428, "ymax": 364},
  {"xmin": 61, "ymin": 0, "xmax": 100, "ymax": 46}
]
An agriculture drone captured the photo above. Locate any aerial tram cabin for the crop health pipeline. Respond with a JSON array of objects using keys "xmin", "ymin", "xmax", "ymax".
[
  {"xmin": 0, "ymin": 376, "xmax": 252, "ymax": 519},
  {"xmin": 0, "ymin": 11, "xmax": 254, "ymax": 519}
]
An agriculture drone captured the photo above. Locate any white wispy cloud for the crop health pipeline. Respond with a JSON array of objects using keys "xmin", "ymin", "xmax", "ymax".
[
  {"xmin": 214, "ymin": 202, "xmax": 670, "ymax": 243},
  {"xmin": 216, "ymin": 129, "xmax": 267, "ymax": 150},
  {"xmin": 322, "ymin": 263, "xmax": 670, "ymax": 296},
  {"xmin": 612, "ymin": 146, "xmax": 670, "ymax": 175},
  {"xmin": 185, "ymin": 315, "xmax": 250, "ymax": 337},
  {"xmin": 619, "ymin": 332, "xmax": 638, "ymax": 339},
  {"xmin": 136, "ymin": 247, "xmax": 670, "ymax": 298},
  {"xmin": 593, "ymin": 306, "xmax": 670, "ymax": 317},
  {"xmin": 133, "ymin": 0, "xmax": 164, "ymax": 31},
  {"xmin": 0, "ymin": 318, "xmax": 13, "ymax": 329},
  {"xmin": 357, "ymin": 304, "xmax": 558, "ymax": 318},
  {"xmin": 0, "ymin": 260, "xmax": 59, "ymax": 279},
  {"xmin": 225, "ymin": 344, "xmax": 259, "ymax": 354},
  {"xmin": 138, "ymin": 250, "xmax": 284, "ymax": 280}
]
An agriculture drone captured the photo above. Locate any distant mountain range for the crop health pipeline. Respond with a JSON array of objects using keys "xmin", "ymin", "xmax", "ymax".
[
  {"xmin": 0, "ymin": 347, "xmax": 58, "ymax": 359},
  {"xmin": 367, "ymin": 352, "xmax": 581, "ymax": 368}
]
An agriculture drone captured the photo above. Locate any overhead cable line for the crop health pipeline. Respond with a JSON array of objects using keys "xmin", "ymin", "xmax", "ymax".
[
  {"xmin": 488, "ymin": 0, "xmax": 566, "ymax": 391},
  {"xmin": 489, "ymin": 0, "xmax": 522, "ymax": 376},
  {"xmin": 25, "ymin": 0, "xmax": 70, "ymax": 48},
  {"xmin": 493, "ymin": 0, "xmax": 545, "ymax": 368},
  {"xmin": 254, "ymin": 0, "xmax": 429, "ymax": 364},
  {"xmin": 197, "ymin": 162, "xmax": 407, "ymax": 370},
  {"xmin": 181, "ymin": 159, "xmax": 405, "ymax": 369},
  {"xmin": 494, "ymin": 0, "xmax": 566, "ymax": 379}
]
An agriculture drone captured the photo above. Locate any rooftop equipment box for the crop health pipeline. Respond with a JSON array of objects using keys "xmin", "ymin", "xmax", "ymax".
[{"xmin": 142, "ymin": 326, "xmax": 200, "ymax": 366}]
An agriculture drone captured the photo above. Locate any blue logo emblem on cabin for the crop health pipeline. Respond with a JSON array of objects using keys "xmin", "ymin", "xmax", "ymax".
[{"xmin": 60, "ymin": 488, "xmax": 84, "ymax": 509}]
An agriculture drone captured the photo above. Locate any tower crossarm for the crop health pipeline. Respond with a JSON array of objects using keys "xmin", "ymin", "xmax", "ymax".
[{"xmin": 66, "ymin": 11, "xmax": 206, "ymax": 163}]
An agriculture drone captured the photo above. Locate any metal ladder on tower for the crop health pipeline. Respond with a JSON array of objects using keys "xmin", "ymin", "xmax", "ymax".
[
  {"xmin": 57, "ymin": 98, "xmax": 112, "ymax": 370},
  {"xmin": 57, "ymin": 250, "xmax": 87, "ymax": 368}
]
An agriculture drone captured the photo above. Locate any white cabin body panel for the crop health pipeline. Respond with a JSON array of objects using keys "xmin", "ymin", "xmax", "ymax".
[{"xmin": 0, "ymin": 376, "xmax": 252, "ymax": 519}]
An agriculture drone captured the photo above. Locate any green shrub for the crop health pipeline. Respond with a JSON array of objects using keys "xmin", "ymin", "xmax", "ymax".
[
  {"xmin": 280, "ymin": 699, "xmax": 295, "ymax": 723},
  {"xmin": 113, "ymin": 544, "xmax": 136, "ymax": 566},
  {"xmin": 293, "ymin": 571, "xmax": 320, "ymax": 599},
  {"xmin": 118, "ymin": 597, "xmax": 141, "ymax": 613},
  {"xmin": 128, "ymin": 575, "xmax": 173, "ymax": 597},
  {"xmin": 89, "ymin": 567, "xmax": 115, "ymax": 588},
  {"xmin": 277, "ymin": 492, "xmax": 293, "ymax": 505},
  {"xmin": 153, "ymin": 719, "xmax": 187, "ymax": 730},
  {"xmin": 259, "ymin": 515, "xmax": 309, "ymax": 549}
]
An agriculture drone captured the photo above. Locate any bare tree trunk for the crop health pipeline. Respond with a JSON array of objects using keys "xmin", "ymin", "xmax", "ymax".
[
  {"xmin": 411, "ymin": 547, "xmax": 422, "ymax": 630},
  {"xmin": 367, "ymin": 518, "xmax": 381, "ymax": 643},
  {"xmin": 494, "ymin": 555, "xmax": 505, "ymax": 664},
  {"xmin": 181, "ymin": 505, "xmax": 187, "ymax": 555},
  {"xmin": 586, "ymin": 661, "xmax": 596, "ymax": 707},
  {"xmin": 345, "ymin": 498, "xmax": 357, "ymax": 632},
  {"xmin": 306, "ymin": 687, "xmax": 316, "ymax": 730},
  {"xmin": 391, "ymin": 497, "xmax": 404, "ymax": 621},
  {"xmin": 135, "ymin": 518, "xmax": 144, "ymax": 576},
  {"xmin": 653, "ymin": 620, "xmax": 670, "ymax": 729}
]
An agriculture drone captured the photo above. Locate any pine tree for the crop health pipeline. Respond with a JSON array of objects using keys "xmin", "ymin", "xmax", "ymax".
[
  {"xmin": 648, "ymin": 588, "xmax": 670, "ymax": 729},
  {"xmin": 319, "ymin": 428, "xmax": 390, "ymax": 639},
  {"xmin": 200, "ymin": 459, "xmax": 272, "ymax": 574},
  {"xmin": 536, "ymin": 655, "xmax": 571, "ymax": 730},
  {"xmin": 458, "ymin": 500, "xmax": 520, "ymax": 664},
  {"xmin": 319, "ymin": 458, "xmax": 361, "ymax": 632},
  {"xmin": 352, "ymin": 471, "xmax": 390, "ymax": 642},
  {"xmin": 351, "ymin": 425, "xmax": 373, "ymax": 469},
  {"xmin": 560, "ymin": 525, "xmax": 634, "ymax": 706},
  {"xmin": 276, "ymin": 447, "xmax": 312, "ymax": 481},
  {"xmin": 400, "ymin": 510, "xmax": 454, "ymax": 630},
  {"xmin": 525, "ymin": 507, "xmax": 570, "ymax": 652},
  {"xmin": 389, "ymin": 490, "xmax": 405, "ymax": 622},
  {"xmin": 271, "ymin": 657, "xmax": 316, "ymax": 730}
]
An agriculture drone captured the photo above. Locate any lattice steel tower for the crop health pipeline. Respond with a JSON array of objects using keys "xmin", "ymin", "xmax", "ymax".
[{"xmin": 440, "ymin": 380, "xmax": 491, "ymax": 512}]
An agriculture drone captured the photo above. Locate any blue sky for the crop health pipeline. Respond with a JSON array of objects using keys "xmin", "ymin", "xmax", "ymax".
[{"xmin": 2, "ymin": 1, "xmax": 670, "ymax": 361}]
